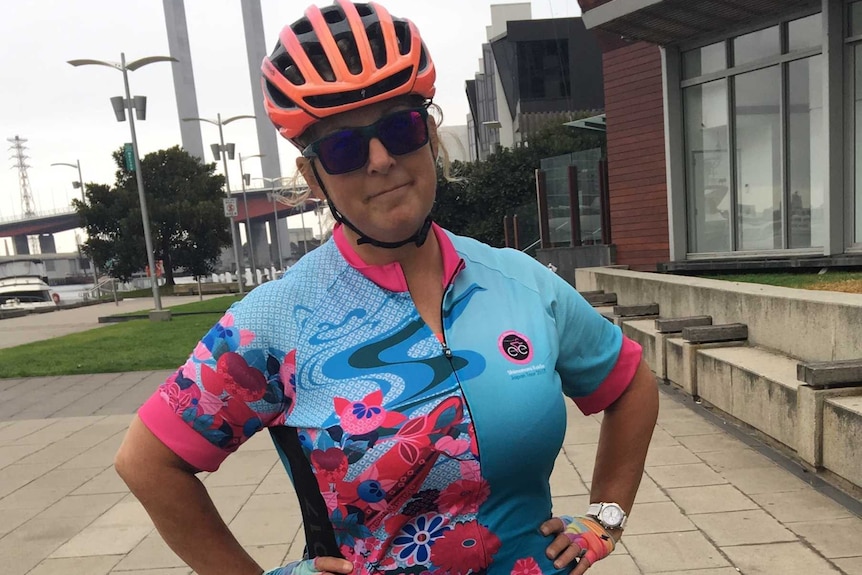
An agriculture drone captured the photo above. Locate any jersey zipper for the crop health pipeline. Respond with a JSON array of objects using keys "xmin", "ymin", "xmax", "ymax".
[
  {"xmin": 436, "ymin": 258, "xmax": 494, "ymax": 574},
  {"xmin": 438, "ymin": 259, "xmax": 464, "ymax": 360}
]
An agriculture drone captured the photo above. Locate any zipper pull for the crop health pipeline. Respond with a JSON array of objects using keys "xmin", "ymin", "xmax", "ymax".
[{"xmin": 441, "ymin": 342, "xmax": 453, "ymax": 359}]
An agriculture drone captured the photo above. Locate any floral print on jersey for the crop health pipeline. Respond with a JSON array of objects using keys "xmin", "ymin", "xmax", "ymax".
[
  {"xmin": 159, "ymin": 312, "xmax": 290, "ymax": 452},
  {"xmin": 302, "ymin": 390, "xmax": 499, "ymax": 573},
  {"xmin": 143, "ymin": 228, "xmax": 634, "ymax": 575}
]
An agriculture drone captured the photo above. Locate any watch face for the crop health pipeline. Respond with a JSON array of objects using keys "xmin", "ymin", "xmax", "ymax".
[{"xmin": 600, "ymin": 505, "xmax": 623, "ymax": 526}]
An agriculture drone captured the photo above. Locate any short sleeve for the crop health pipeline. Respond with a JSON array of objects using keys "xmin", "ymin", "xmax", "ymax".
[
  {"xmin": 551, "ymin": 274, "xmax": 643, "ymax": 415},
  {"xmin": 138, "ymin": 292, "xmax": 293, "ymax": 472}
]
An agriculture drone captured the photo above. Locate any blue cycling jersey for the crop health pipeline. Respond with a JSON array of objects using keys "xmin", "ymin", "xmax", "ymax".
[{"xmin": 140, "ymin": 223, "xmax": 641, "ymax": 575}]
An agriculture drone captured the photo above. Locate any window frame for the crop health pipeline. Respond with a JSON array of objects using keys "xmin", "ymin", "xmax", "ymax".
[
  {"xmin": 679, "ymin": 8, "xmax": 824, "ymax": 255},
  {"xmin": 845, "ymin": 0, "xmax": 862, "ymax": 249}
]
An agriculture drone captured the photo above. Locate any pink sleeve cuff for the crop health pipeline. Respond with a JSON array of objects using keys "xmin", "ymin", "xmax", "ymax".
[
  {"xmin": 574, "ymin": 336, "xmax": 643, "ymax": 416},
  {"xmin": 138, "ymin": 393, "xmax": 229, "ymax": 472}
]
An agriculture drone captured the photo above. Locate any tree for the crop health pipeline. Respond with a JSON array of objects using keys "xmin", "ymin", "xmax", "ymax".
[
  {"xmin": 433, "ymin": 120, "xmax": 605, "ymax": 248},
  {"xmin": 74, "ymin": 146, "xmax": 230, "ymax": 284}
]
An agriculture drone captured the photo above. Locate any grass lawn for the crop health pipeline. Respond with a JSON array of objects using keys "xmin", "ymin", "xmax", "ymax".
[
  {"xmin": 0, "ymin": 313, "xmax": 223, "ymax": 378},
  {"xmin": 0, "ymin": 295, "xmax": 248, "ymax": 378},
  {"xmin": 704, "ymin": 271, "xmax": 862, "ymax": 293},
  {"xmin": 115, "ymin": 294, "xmax": 243, "ymax": 317}
]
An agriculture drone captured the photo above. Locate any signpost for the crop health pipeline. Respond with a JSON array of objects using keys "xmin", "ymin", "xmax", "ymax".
[
  {"xmin": 123, "ymin": 143, "xmax": 135, "ymax": 172},
  {"xmin": 223, "ymin": 198, "xmax": 238, "ymax": 218}
]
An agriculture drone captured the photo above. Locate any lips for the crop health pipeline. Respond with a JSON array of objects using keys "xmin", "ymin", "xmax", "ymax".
[{"xmin": 369, "ymin": 181, "xmax": 411, "ymax": 200}]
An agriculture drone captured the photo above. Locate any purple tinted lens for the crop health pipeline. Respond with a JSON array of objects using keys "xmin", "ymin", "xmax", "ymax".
[
  {"xmin": 317, "ymin": 129, "xmax": 367, "ymax": 174},
  {"xmin": 378, "ymin": 110, "xmax": 428, "ymax": 155}
]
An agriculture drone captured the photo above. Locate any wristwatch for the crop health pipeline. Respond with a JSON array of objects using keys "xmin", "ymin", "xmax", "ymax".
[{"xmin": 587, "ymin": 502, "xmax": 627, "ymax": 530}]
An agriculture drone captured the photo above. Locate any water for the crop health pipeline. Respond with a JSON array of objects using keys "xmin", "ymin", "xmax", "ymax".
[{"xmin": 51, "ymin": 283, "xmax": 93, "ymax": 303}]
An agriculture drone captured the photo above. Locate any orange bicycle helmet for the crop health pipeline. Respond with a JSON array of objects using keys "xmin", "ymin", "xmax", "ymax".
[{"xmin": 261, "ymin": 0, "xmax": 436, "ymax": 143}]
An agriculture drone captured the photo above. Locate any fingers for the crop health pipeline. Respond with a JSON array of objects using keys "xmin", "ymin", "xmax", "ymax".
[
  {"xmin": 288, "ymin": 557, "xmax": 353, "ymax": 575},
  {"xmin": 569, "ymin": 555, "xmax": 592, "ymax": 575},
  {"xmin": 549, "ymin": 536, "xmax": 585, "ymax": 570},
  {"xmin": 545, "ymin": 532, "xmax": 573, "ymax": 561},
  {"xmin": 539, "ymin": 516, "xmax": 568, "ymax": 536},
  {"xmin": 313, "ymin": 557, "xmax": 354, "ymax": 575}
]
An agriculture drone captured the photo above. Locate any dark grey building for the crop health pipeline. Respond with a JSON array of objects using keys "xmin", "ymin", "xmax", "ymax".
[{"xmin": 467, "ymin": 15, "xmax": 605, "ymax": 161}]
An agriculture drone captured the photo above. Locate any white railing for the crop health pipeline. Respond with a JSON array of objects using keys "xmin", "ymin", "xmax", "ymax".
[
  {"xmin": 0, "ymin": 206, "xmax": 77, "ymax": 225},
  {"xmin": 81, "ymin": 276, "xmax": 119, "ymax": 305}
]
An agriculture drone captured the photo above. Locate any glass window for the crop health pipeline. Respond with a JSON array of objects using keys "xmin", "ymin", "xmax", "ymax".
[
  {"xmin": 685, "ymin": 80, "xmax": 731, "ymax": 253},
  {"xmin": 855, "ymin": 44, "xmax": 862, "ymax": 242},
  {"xmin": 517, "ymin": 39, "xmax": 571, "ymax": 100},
  {"xmin": 787, "ymin": 56, "xmax": 825, "ymax": 248},
  {"xmin": 683, "ymin": 42, "xmax": 727, "ymax": 79},
  {"xmin": 734, "ymin": 66, "xmax": 782, "ymax": 251},
  {"xmin": 733, "ymin": 26, "xmax": 780, "ymax": 67},
  {"xmin": 788, "ymin": 13, "xmax": 822, "ymax": 52},
  {"xmin": 851, "ymin": 2, "xmax": 862, "ymax": 37}
]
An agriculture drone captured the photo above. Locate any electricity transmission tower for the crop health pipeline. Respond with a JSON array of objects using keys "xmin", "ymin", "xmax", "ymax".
[{"xmin": 7, "ymin": 135, "xmax": 40, "ymax": 253}]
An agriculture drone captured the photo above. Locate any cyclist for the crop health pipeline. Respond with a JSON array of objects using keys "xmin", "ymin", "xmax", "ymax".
[{"xmin": 115, "ymin": 2, "xmax": 659, "ymax": 574}]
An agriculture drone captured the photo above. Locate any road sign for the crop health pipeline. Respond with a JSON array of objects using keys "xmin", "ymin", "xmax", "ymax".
[
  {"xmin": 123, "ymin": 143, "xmax": 135, "ymax": 172},
  {"xmin": 223, "ymin": 198, "xmax": 238, "ymax": 218}
]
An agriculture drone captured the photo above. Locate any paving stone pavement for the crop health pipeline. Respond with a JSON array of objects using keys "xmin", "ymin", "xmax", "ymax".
[{"xmin": 0, "ymin": 371, "xmax": 859, "ymax": 575}]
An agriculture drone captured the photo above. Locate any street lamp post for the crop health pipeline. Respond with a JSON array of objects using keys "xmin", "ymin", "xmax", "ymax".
[
  {"xmin": 182, "ymin": 114, "xmax": 255, "ymax": 295},
  {"xmin": 52, "ymin": 160, "xmax": 100, "ymax": 292},
  {"xmin": 238, "ymin": 153, "xmax": 265, "ymax": 282},
  {"xmin": 50, "ymin": 160, "xmax": 85, "ymax": 203},
  {"xmin": 68, "ymin": 52, "xmax": 176, "ymax": 313},
  {"xmin": 261, "ymin": 176, "xmax": 292, "ymax": 271},
  {"xmin": 298, "ymin": 200, "xmax": 309, "ymax": 255}
]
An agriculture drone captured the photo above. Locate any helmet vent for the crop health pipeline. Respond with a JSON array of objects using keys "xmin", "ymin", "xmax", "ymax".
[
  {"xmin": 322, "ymin": 6, "xmax": 345, "ymax": 24},
  {"xmin": 355, "ymin": 3, "xmax": 373, "ymax": 17},
  {"xmin": 305, "ymin": 66, "xmax": 413, "ymax": 108},
  {"xmin": 292, "ymin": 18, "xmax": 313, "ymax": 36},
  {"xmin": 336, "ymin": 34, "xmax": 363, "ymax": 75},
  {"xmin": 265, "ymin": 79, "xmax": 297, "ymax": 109},
  {"xmin": 271, "ymin": 43, "xmax": 306, "ymax": 85},
  {"xmin": 393, "ymin": 20, "xmax": 411, "ymax": 55},
  {"xmin": 366, "ymin": 22, "xmax": 387, "ymax": 68},
  {"xmin": 418, "ymin": 43, "xmax": 429, "ymax": 72},
  {"xmin": 306, "ymin": 40, "xmax": 336, "ymax": 82}
]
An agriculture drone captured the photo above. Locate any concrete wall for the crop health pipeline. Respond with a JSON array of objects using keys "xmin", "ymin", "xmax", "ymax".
[
  {"xmin": 578, "ymin": 266, "xmax": 862, "ymax": 492},
  {"xmin": 575, "ymin": 267, "xmax": 862, "ymax": 363},
  {"xmin": 536, "ymin": 245, "xmax": 615, "ymax": 286}
]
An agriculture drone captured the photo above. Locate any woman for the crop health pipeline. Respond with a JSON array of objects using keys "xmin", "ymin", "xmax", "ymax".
[{"xmin": 114, "ymin": 2, "xmax": 659, "ymax": 574}]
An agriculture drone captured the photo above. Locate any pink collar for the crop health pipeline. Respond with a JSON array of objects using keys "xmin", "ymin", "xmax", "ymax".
[{"xmin": 332, "ymin": 223, "xmax": 463, "ymax": 293}]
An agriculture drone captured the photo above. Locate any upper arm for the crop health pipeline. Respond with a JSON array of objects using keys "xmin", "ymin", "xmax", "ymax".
[
  {"xmin": 550, "ymin": 275, "xmax": 643, "ymax": 415},
  {"xmin": 115, "ymin": 415, "xmax": 198, "ymax": 482}
]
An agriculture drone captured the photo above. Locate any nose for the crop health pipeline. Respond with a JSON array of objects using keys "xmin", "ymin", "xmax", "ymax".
[{"xmin": 366, "ymin": 137, "xmax": 395, "ymax": 175}]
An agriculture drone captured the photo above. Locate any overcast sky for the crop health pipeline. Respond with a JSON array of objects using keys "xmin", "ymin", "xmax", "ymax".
[{"xmin": 1, "ymin": 0, "xmax": 580, "ymax": 253}]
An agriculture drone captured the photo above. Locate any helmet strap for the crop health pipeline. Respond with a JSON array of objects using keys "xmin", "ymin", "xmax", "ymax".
[{"xmin": 309, "ymin": 162, "xmax": 432, "ymax": 250}]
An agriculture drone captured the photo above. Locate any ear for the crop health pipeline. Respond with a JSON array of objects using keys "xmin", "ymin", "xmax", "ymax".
[
  {"xmin": 427, "ymin": 116, "xmax": 439, "ymax": 160},
  {"xmin": 296, "ymin": 157, "xmax": 325, "ymax": 201}
]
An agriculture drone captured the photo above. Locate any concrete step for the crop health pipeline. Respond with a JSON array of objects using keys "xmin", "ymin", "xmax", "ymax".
[
  {"xmin": 797, "ymin": 359, "xmax": 862, "ymax": 389},
  {"xmin": 696, "ymin": 345, "xmax": 800, "ymax": 451},
  {"xmin": 655, "ymin": 315, "xmax": 713, "ymax": 334},
  {"xmin": 822, "ymin": 396, "xmax": 862, "ymax": 488},
  {"xmin": 613, "ymin": 303, "xmax": 659, "ymax": 318},
  {"xmin": 683, "ymin": 323, "xmax": 748, "ymax": 344},
  {"xmin": 585, "ymin": 292, "xmax": 618, "ymax": 307}
]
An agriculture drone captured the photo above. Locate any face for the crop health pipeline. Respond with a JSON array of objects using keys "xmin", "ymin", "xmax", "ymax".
[{"xmin": 297, "ymin": 99, "xmax": 439, "ymax": 246}]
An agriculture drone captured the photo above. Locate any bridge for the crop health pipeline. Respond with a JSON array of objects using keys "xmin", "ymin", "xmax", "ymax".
[{"xmin": 0, "ymin": 187, "xmax": 319, "ymax": 262}]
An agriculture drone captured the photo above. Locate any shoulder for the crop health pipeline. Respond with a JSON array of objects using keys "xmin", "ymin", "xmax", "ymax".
[
  {"xmin": 443, "ymin": 228, "xmax": 559, "ymax": 294},
  {"xmin": 232, "ymin": 240, "xmax": 348, "ymax": 317}
]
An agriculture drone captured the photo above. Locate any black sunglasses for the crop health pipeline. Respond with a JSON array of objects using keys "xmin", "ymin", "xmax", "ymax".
[{"xmin": 302, "ymin": 106, "xmax": 430, "ymax": 175}]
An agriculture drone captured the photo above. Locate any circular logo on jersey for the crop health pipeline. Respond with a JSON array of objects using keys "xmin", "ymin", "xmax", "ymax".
[{"xmin": 498, "ymin": 331, "xmax": 533, "ymax": 364}]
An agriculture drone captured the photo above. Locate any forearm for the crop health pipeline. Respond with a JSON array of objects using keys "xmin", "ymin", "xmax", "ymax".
[
  {"xmin": 116, "ymin": 418, "xmax": 262, "ymax": 575},
  {"xmin": 590, "ymin": 360, "xmax": 659, "ymax": 517}
]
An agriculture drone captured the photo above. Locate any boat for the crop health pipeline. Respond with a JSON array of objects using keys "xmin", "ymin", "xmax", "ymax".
[{"xmin": 0, "ymin": 259, "xmax": 58, "ymax": 311}]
